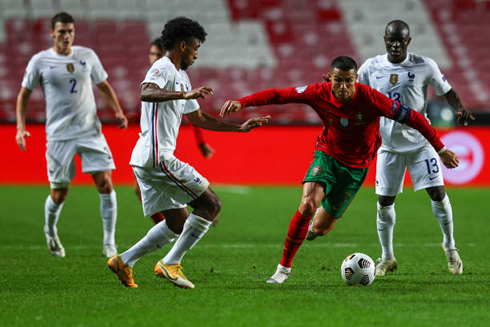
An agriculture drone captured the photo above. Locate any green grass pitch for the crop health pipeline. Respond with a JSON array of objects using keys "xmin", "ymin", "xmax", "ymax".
[{"xmin": 1, "ymin": 185, "xmax": 489, "ymax": 326}]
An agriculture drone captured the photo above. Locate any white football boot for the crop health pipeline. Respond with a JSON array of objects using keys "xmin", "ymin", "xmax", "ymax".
[
  {"xmin": 443, "ymin": 247, "xmax": 463, "ymax": 274},
  {"xmin": 306, "ymin": 218, "xmax": 318, "ymax": 241},
  {"xmin": 44, "ymin": 225, "xmax": 65, "ymax": 257},
  {"xmin": 375, "ymin": 258, "xmax": 397, "ymax": 276},
  {"xmin": 266, "ymin": 264, "xmax": 291, "ymax": 284}
]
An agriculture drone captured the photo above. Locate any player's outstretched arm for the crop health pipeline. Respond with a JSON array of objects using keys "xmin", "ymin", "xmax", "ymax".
[
  {"xmin": 140, "ymin": 83, "xmax": 214, "ymax": 102},
  {"xmin": 96, "ymin": 80, "xmax": 128, "ymax": 129},
  {"xmin": 439, "ymin": 148, "xmax": 459, "ymax": 169},
  {"xmin": 187, "ymin": 109, "xmax": 270, "ymax": 132},
  {"xmin": 220, "ymin": 100, "xmax": 242, "ymax": 117},
  {"xmin": 444, "ymin": 88, "xmax": 475, "ymax": 126},
  {"xmin": 15, "ymin": 87, "xmax": 32, "ymax": 151}
]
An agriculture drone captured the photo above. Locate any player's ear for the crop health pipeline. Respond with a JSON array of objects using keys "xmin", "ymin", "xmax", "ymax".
[
  {"xmin": 180, "ymin": 40, "xmax": 186, "ymax": 52},
  {"xmin": 406, "ymin": 37, "xmax": 412, "ymax": 46},
  {"xmin": 50, "ymin": 29, "xmax": 55, "ymax": 38},
  {"xmin": 323, "ymin": 73, "xmax": 331, "ymax": 82}
]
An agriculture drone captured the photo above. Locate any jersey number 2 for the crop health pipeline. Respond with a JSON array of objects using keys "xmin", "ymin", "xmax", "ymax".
[{"xmin": 69, "ymin": 79, "xmax": 77, "ymax": 93}]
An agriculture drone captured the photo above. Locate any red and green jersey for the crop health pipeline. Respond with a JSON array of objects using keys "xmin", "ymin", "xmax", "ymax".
[{"xmin": 238, "ymin": 82, "xmax": 444, "ymax": 168}]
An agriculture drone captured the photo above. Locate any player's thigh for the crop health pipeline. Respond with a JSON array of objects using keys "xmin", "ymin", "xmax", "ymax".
[
  {"xmin": 133, "ymin": 158, "xmax": 209, "ymax": 216},
  {"xmin": 375, "ymin": 149, "xmax": 407, "ymax": 197},
  {"xmin": 134, "ymin": 167, "xmax": 187, "ymax": 217},
  {"xmin": 46, "ymin": 139, "xmax": 77, "ymax": 189},
  {"xmin": 322, "ymin": 163, "xmax": 368, "ymax": 219},
  {"xmin": 407, "ymin": 146, "xmax": 444, "ymax": 192},
  {"xmin": 77, "ymin": 133, "xmax": 115, "ymax": 174}
]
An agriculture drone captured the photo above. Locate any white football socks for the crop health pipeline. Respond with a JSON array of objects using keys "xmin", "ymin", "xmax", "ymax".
[
  {"xmin": 45, "ymin": 195, "xmax": 64, "ymax": 236},
  {"xmin": 120, "ymin": 220, "xmax": 178, "ymax": 267},
  {"xmin": 431, "ymin": 194, "xmax": 455, "ymax": 250},
  {"xmin": 100, "ymin": 191, "xmax": 117, "ymax": 246},
  {"xmin": 163, "ymin": 213, "xmax": 212, "ymax": 265},
  {"xmin": 377, "ymin": 202, "xmax": 396, "ymax": 260}
]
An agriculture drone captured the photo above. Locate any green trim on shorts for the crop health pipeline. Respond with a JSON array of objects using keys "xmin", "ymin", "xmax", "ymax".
[{"xmin": 303, "ymin": 151, "xmax": 368, "ymax": 218}]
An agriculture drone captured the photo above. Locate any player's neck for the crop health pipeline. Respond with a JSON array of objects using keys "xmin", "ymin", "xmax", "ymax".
[
  {"xmin": 166, "ymin": 53, "xmax": 182, "ymax": 70},
  {"xmin": 53, "ymin": 45, "xmax": 72, "ymax": 56}
]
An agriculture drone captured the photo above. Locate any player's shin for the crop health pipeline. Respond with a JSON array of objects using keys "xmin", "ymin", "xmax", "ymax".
[
  {"xmin": 45, "ymin": 195, "xmax": 64, "ymax": 235},
  {"xmin": 120, "ymin": 220, "xmax": 178, "ymax": 267},
  {"xmin": 431, "ymin": 194, "xmax": 455, "ymax": 250},
  {"xmin": 377, "ymin": 202, "xmax": 396, "ymax": 259},
  {"xmin": 100, "ymin": 191, "xmax": 117, "ymax": 246},
  {"xmin": 280, "ymin": 210, "xmax": 312, "ymax": 268},
  {"xmin": 162, "ymin": 213, "xmax": 212, "ymax": 265}
]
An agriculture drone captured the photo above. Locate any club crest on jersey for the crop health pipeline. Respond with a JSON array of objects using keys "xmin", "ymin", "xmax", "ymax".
[
  {"xmin": 340, "ymin": 117, "xmax": 349, "ymax": 127},
  {"xmin": 312, "ymin": 165, "xmax": 321, "ymax": 176},
  {"xmin": 295, "ymin": 85, "xmax": 307, "ymax": 93},
  {"xmin": 66, "ymin": 63, "xmax": 75, "ymax": 73},
  {"xmin": 180, "ymin": 84, "xmax": 185, "ymax": 92},
  {"xmin": 389, "ymin": 74, "xmax": 398, "ymax": 85}
]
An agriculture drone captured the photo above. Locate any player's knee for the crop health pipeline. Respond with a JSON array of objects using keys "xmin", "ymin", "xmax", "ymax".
[
  {"xmin": 97, "ymin": 178, "xmax": 113, "ymax": 194},
  {"xmin": 300, "ymin": 200, "xmax": 317, "ymax": 217},
  {"xmin": 51, "ymin": 191, "xmax": 67, "ymax": 205},
  {"xmin": 378, "ymin": 196, "xmax": 395, "ymax": 207},
  {"xmin": 426, "ymin": 186, "xmax": 445, "ymax": 202},
  {"xmin": 207, "ymin": 194, "xmax": 222, "ymax": 217}
]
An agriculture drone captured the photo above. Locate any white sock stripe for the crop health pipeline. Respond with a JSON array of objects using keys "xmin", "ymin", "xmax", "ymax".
[{"xmin": 187, "ymin": 213, "xmax": 212, "ymax": 232}]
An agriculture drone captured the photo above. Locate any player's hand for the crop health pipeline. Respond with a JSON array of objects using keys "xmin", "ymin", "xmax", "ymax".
[
  {"xmin": 116, "ymin": 111, "xmax": 128, "ymax": 129},
  {"xmin": 220, "ymin": 100, "xmax": 242, "ymax": 117},
  {"xmin": 455, "ymin": 107, "xmax": 475, "ymax": 126},
  {"xmin": 184, "ymin": 86, "xmax": 214, "ymax": 100},
  {"xmin": 16, "ymin": 129, "xmax": 31, "ymax": 151},
  {"xmin": 199, "ymin": 143, "xmax": 215, "ymax": 159},
  {"xmin": 439, "ymin": 148, "xmax": 459, "ymax": 169},
  {"xmin": 239, "ymin": 116, "xmax": 271, "ymax": 132}
]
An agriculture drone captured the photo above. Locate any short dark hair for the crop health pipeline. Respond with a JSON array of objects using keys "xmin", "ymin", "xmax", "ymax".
[
  {"xmin": 330, "ymin": 56, "xmax": 358, "ymax": 73},
  {"xmin": 160, "ymin": 17, "xmax": 207, "ymax": 51},
  {"xmin": 150, "ymin": 38, "xmax": 164, "ymax": 52},
  {"xmin": 51, "ymin": 12, "xmax": 74, "ymax": 30}
]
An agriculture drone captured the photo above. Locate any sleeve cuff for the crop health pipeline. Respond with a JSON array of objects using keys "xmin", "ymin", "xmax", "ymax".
[{"xmin": 437, "ymin": 146, "xmax": 447, "ymax": 155}]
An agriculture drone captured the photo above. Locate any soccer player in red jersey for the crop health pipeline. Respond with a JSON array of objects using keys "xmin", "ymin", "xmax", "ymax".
[{"xmin": 220, "ymin": 56, "xmax": 460, "ymax": 284}]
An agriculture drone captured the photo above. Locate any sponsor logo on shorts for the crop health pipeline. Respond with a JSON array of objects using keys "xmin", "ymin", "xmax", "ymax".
[
  {"xmin": 340, "ymin": 118, "xmax": 349, "ymax": 127},
  {"xmin": 194, "ymin": 177, "xmax": 202, "ymax": 184}
]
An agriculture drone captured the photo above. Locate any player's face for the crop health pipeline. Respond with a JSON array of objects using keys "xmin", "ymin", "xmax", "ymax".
[
  {"xmin": 384, "ymin": 29, "xmax": 411, "ymax": 63},
  {"xmin": 149, "ymin": 45, "xmax": 163, "ymax": 65},
  {"xmin": 180, "ymin": 38, "xmax": 201, "ymax": 70},
  {"xmin": 50, "ymin": 22, "xmax": 75, "ymax": 55},
  {"xmin": 329, "ymin": 68, "xmax": 358, "ymax": 102}
]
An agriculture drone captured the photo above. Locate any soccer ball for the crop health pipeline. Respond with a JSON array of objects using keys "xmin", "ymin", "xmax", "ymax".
[{"xmin": 341, "ymin": 253, "xmax": 376, "ymax": 286}]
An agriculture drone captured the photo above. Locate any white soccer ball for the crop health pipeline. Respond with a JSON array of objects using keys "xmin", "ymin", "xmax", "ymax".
[{"xmin": 341, "ymin": 253, "xmax": 376, "ymax": 286}]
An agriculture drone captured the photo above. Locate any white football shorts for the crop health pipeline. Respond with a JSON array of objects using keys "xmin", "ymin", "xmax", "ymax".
[
  {"xmin": 132, "ymin": 156, "xmax": 209, "ymax": 217},
  {"xmin": 46, "ymin": 133, "xmax": 116, "ymax": 189},
  {"xmin": 375, "ymin": 145, "xmax": 445, "ymax": 196}
]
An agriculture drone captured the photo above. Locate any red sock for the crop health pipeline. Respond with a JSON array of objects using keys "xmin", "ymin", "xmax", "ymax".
[
  {"xmin": 280, "ymin": 210, "xmax": 312, "ymax": 268},
  {"xmin": 150, "ymin": 212, "xmax": 165, "ymax": 224}
]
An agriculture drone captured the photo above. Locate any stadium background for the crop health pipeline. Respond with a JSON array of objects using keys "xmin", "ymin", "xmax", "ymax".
[{"xmin": 1, "ymin": 0, "xmax": 489, "ymax": 186}]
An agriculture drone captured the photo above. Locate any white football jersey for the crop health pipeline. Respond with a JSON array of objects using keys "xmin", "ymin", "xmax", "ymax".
[
  {"xmin": 130, "ymin": 57, "xmax": 199, "ymax": 168},
  {"xmin": 22, "ymin": 46, "xmax": 108, "ymax": 141},
  {"xmin": 358, "ymin": 53, "xmax": 451, "ymax": 153}
]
